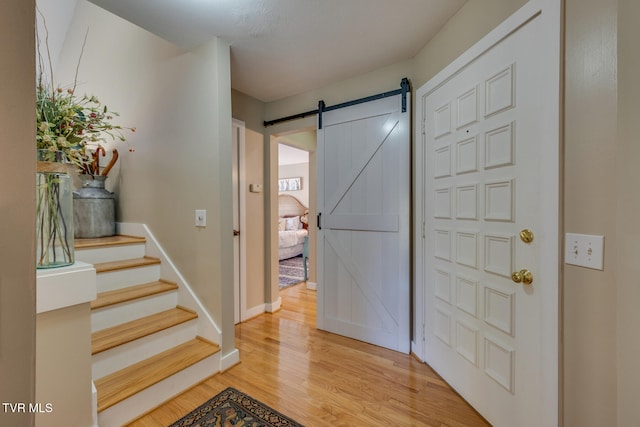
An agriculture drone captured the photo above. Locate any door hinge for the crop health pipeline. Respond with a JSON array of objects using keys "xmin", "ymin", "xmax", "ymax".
[
  {"xmin": 422, "ymin": 323, "xmax": 426, "ymax": 341},
  {"xmin": 422, "ymin": 221, "xmax": 426, "ymax": 239}
]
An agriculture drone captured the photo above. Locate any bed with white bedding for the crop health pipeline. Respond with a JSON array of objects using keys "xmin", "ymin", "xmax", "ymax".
[{"xmin": 278, "ymin": 194, "xmax": 308, "ymax": 261}]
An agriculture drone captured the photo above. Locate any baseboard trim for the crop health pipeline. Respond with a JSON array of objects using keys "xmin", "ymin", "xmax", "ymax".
[
  {"xmin": 92, "ymin": 381, "xmax": 98, "ymax": 427},
  {"xmin": 265, "ymin": 297, "xmax": 281, "ymax": 313},
  {"xmin": 220, "ymin": 348, "xmax": 240, "ymax": 372},
  {"xmin": 306, "ymin": 281, "xmax": 317, "ymax": 290},
  {"xmin": 242, "ymin": 304, "xmax": 266, "ymax": 321}
]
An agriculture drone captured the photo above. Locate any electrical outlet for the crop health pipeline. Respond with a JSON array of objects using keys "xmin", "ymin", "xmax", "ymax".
[
  {"xmin": 565, "ymin": 233, "xmax": 604, "ymax": 270},
  {"xmin": 195, "ymin": 209, "xmax": 206, "ymax": 227}
]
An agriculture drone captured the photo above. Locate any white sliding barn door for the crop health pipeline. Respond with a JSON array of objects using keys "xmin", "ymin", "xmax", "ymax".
[
  {"xmin": 317, "ymin": 94, "xmax": 410, "ymax": 353},
  {"xmin": 415, "ymin": 2, "xmax": 560, "ymax": 426}
]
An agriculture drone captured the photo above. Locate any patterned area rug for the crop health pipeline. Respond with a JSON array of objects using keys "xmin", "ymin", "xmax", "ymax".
[
  {"xmin": 169, "ymin": 387, "xmax": 304, "ymax": 427},
  {"xmin": 279, "ymin": 255, "xmax": 305, "ymax": 289}
]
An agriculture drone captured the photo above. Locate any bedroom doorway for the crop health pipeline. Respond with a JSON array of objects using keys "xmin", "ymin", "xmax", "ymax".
[
  {"xmin": 265, "ymin": 123, "xmax": 317, "ymax": 313},
  {"xmin": 277, "ymin": 143, "xmax": 310, "ymax": 289},
  {"xmin": 267, "ymin": 129, "xmax": 317, "ymax": 308}
]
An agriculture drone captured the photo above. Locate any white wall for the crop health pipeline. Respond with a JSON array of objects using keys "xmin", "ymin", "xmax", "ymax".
[
  {"xmin": 564, "ymin": 0, "xmax": 618, "ymax": 424},
  {"xmin": 56, "ymin": 0, "xmax": 235, "ymax": 354},
  {"xmin": 412, "ymin": 0, "xmax": 527, "ymax": 89},
  {"xmin": 615, "ymin": 0, "xmax": 640, "ymax": 424},
  {"xmin": 35, "ymin": 0, "xmax": 77, "ymax": 78}
]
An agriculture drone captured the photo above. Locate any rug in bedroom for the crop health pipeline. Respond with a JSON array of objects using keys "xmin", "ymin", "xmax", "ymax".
[
  {"xmin": 279, "ymin": 255, "xmax": 305, "ymax": 289},
  {"xmin": 168, "ymin": 387, "xmax": 304, "ymax": 427}
]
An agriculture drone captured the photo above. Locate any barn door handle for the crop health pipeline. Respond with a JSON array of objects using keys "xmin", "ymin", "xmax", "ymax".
[{"xmin": 317, "ymin": 213, "xmax": 322, "ymax": 230}]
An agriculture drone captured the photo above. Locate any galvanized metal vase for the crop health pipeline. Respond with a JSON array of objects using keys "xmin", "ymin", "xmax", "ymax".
[{"xmin": 73, "ymin": 174, "xmax": 115, "ymax": 238}]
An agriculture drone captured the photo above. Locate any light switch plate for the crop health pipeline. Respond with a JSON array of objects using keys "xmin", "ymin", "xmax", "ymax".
[
  {"xmin": 565, "ymin": 233, "xmax": 604, "ymax": 270},
  {"xmin": 195, "ymin": 209, "xmax": 206, "ymax": 227}
]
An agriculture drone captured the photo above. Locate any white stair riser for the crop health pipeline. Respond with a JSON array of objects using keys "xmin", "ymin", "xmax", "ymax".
[
  {"xmin": 86, "ymin": 227, "xmax": 224, "ymax": 426},
  {"xmin": 92, "ymin": 321, "xmax": 197, "ymax": 379},
  {"xmin": 97, "ymin": 353, "xmax": 220, "ymax": 427},
  {"xmin": 96, "ymin": 265, "xmax": 161, "ymax": 292},
  {"xmin": 91, "ymin": 291, "xmax": 178, "ymax": 332},
  {"xmin": 76, "ymin": 244, "xmax": 146, "ymax": 265}
]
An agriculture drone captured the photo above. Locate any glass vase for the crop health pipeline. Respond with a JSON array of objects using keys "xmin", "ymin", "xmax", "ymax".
[{"xmin": 36, "ymin": 150, "xmax": 74, "ymax": 268}]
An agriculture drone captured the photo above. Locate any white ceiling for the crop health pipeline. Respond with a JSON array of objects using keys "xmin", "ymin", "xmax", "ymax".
[
  {"xmin": 88, "ymin": 0, "xmax": 466, "ymax": 102},
  {"xmin": 279, "ymin": 143, "xmax": 309, "ymax": 166}
]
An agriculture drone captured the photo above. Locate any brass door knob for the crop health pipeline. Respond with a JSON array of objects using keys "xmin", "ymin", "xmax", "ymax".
[
  {"xmin": 511, "ymin": 269, "xmax": 533, "ymax": 285},
  {"xmin": 519, "ymin": 229, "xmax": 534, "ymax": 243}
]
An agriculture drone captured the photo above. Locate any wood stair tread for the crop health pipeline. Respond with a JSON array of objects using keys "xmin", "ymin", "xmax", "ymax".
[
  {"xmin": 92, "ymin": 307, "xmax": 197, "ymax": 355},
  {"xmin": 94, "ymin": 256, "xmax": 160, "ymax": 274},
  {"xmin": 95, "ymin": 337, "xmax": 220, "ymax": 412},
  {"xmin": 75, "ymin": 234, "xmax": 146, "ymax": 249},
  {"xmin": 91, "ymin": 280, "xmax": 178, "ymax": 310}
]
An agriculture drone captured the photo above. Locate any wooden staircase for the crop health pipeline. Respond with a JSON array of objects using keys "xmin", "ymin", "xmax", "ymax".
[{"xmin": 75, "ymin": 235, "xmax": 221, "ymax": 426}]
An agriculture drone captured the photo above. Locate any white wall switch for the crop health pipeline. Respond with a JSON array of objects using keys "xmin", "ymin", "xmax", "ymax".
[
  {"xmin": 250, "ymin": 183, "xmax": 263, "ymax": 193},
  {"xmin": 195, "ymin": 209, "xmax": 206, "ymax": 227},
  {"xmin": 565, "ymin": 233, "xmax": 605, "ymax": 270}
]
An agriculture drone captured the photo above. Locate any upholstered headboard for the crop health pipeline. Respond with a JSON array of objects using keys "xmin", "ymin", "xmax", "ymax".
[{"xmin": 278, "ymin": 194, "xmax": 307, "ymax": 218}]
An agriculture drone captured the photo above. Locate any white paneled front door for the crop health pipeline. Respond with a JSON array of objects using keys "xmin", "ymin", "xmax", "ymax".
[
  {"xmin": 317, "ymin": 94, "xmax": 410, "ymax": 353},
  {"xmin": 415, "ymin": 2, "xmax": 560, "ymax": 426}
]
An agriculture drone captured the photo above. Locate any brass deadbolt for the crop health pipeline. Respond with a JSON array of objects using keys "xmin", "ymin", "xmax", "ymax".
[{"xmin": 520, "ymin": 229, "xmax": 534, "ymax": 243}]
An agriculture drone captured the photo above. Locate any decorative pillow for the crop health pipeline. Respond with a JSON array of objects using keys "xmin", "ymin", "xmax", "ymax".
[
  {"xmin": 278, "ymin": 217, "xmax": 286, "ymax": 231},
  {"xmin": 285, "ymin": 216, "xmax": 301, "ymax": 231}
]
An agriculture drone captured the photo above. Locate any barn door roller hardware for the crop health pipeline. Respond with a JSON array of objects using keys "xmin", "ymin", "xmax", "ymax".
[{"xmin": 263, "ymin": 78, "xmax": 410, "ymax": 128}]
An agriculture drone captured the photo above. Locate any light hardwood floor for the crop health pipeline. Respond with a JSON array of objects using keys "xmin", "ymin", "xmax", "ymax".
[{"xmin": 127, "ymin": 284, "xmax": 490, "ymax": 427}]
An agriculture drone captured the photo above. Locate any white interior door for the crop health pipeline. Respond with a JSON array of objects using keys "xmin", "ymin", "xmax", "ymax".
[
  {"xmin": 232, "ymin": 119, "xmax": 246, "ymax": 325},
  {"xmin": 416, "ymin": 2, "xmax": 560, "ymax": 426},
  {"xmin": 317, "ymin": 94, "xmax": 410, "ymax": 353}
]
